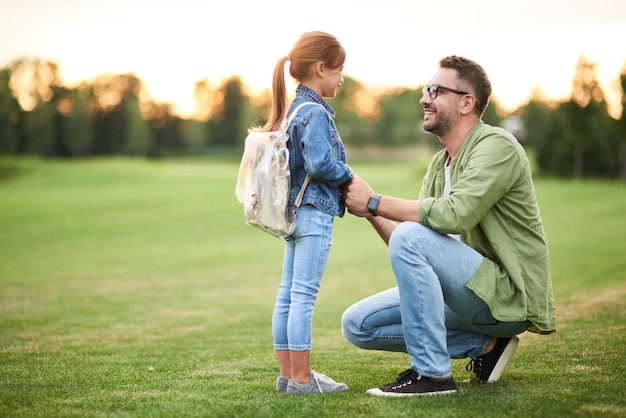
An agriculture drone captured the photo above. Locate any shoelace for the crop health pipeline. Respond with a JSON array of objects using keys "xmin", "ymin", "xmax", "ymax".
[
  {"xmin": 465, "ymin": 358, "xmax": 483, "ymax": 378},
  {"xmin": 388, "ymin": 369, "xmax": 421, "ymax": 389},
  {"xmin": 311, "ymin": 371, "xmax": 334, "ymax": 393}
]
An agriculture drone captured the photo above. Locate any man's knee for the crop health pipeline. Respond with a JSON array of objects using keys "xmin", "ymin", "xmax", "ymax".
[
  {"xmin": 342, "ymin": 303, "xmax": 382, "ymax": 349},
  {"xmin": 342, "ymin": 303, "xmax": 391, "ymax": 350},
  {"xmin": 388, "ymin": 221, "xmax": 427, "ymax": 259},
  {"xmin": 341, "ymin": 305, "xmax": 363, "ymax": 347}
]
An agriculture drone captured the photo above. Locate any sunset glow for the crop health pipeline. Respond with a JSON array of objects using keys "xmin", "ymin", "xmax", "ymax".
[{"xmin": 1, "ymin": 0, "xmax": 625, "ymax": 118}]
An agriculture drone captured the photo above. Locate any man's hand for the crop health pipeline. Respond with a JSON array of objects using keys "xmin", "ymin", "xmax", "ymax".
[{"xmin": 343, "ymin": 176, "xmax": 375, "ymax": 218}]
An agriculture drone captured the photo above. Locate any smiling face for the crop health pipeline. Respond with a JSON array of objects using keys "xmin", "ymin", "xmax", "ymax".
[
  {"xmin": 320, "ymin": 64, "xmax": 344, "ymax": 98},
  {"xmin": 420, "ymin": 68, "xmax": 467, "ymax": 137}
]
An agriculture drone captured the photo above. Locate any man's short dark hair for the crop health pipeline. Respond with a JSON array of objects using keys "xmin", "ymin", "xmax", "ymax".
[{"xmin": 439, "ymin": 56, "xmax": 492, "ymax": 117}]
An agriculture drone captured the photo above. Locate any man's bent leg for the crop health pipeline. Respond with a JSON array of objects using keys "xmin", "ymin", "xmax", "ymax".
[
  {"xmin": 342, "ymin": 223, "xmax": 528, "ymax": 373},
  {"xmin": 445, "ymin": 306, "xmax": 529, "ymax": 360},
  {"xmin": 341, "ymin": 287, "xmax": 407, "ymax": 353},
  {"xmin": 388, "ymin": 222, "xmax": 486, "ymax": 379}
]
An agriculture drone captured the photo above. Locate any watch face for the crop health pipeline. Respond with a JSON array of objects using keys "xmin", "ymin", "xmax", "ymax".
[{"xmin": 367, "ymin": 195, "xmax": 380, "ymax": 215}]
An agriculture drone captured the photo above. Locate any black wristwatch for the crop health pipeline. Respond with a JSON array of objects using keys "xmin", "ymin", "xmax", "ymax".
[{"xmin": 367, "ymin": 194, "xmax": 382, "ymax": 216}]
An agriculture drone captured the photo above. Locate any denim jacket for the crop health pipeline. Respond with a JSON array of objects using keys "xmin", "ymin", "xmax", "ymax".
[{"xmin": 286, "ymin": 85, "xmax": 353, "ymax": 217}]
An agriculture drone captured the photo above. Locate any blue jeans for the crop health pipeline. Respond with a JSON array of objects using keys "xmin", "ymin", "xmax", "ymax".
[
  {"xmin": 272, "ymin": 205, "xmax": 334, "ymax": 351},
  {"xmin": 341, "ymin": 222, "xmax": 529, "ymax": 378}
]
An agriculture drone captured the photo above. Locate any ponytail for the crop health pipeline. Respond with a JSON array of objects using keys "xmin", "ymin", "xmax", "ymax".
[{"xmin": 263, "ymin": 56, "xmax": 289, "ymax": 131}]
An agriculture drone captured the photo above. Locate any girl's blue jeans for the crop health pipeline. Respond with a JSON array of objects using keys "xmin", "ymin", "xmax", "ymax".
[
  {"xmin": 272, "ymin": 205, "xmax": 334, "ymax": 351},
  {"xmin": 341, "ymin": 222, "xmax": 529, "ymax": 378}
]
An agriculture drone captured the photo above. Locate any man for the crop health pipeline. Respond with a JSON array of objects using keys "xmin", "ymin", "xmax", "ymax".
[{"xmin": 341, "ymin": 56, "xmax": 556, "ymax": 396}]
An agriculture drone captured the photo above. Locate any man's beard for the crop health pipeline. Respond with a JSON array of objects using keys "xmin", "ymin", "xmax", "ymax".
[{"xmin": 423, "ymin": 110, "xmax": 455, "ymax": 138}]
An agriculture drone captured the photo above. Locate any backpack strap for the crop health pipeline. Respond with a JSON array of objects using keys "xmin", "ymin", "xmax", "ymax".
[
  {"xmin": 281, "ymin": 101, "xmax": 320, "ymax": 132},
  {"xmin": 294, "ymin": 175, "xmax": 311, "ymax": 207},
  {"xmin": 283, "ymin": 101, "xmax": 323, "ymax": 208}
]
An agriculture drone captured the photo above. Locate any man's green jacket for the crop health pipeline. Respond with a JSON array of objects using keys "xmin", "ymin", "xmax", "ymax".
[{"xmin": 419, "ymin": 120, "xmax": 557, "ymax": 334}]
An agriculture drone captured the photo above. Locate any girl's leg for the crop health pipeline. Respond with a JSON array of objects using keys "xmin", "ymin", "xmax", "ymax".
[
  {"xmin": 272, "ymin": 238, "xmax": 296, "ymax": 379},
  {"xmin": 289, "ymin": 351, "xmax": 310, "ymax": 384},
  {"xmin": 287, "ymin": 206, "xmax": 333, "ymax": 383},
  {"xmin": 273, "ymin": 206, "xmax": 333, "ymax": 384}
]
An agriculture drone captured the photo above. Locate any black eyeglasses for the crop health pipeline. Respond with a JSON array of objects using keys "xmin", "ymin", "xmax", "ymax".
[{"xmin": 422, "ymin": 84, "xmax": 469, "ymax": 99}]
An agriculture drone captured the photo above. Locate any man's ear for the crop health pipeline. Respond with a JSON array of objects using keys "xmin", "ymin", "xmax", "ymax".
[{"xmin": 459, "ymin": 94, "xmax": 476, "ymax": 116}]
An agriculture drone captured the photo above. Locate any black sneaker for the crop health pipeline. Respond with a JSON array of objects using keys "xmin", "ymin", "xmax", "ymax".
[
  {"xmin": 466, "ymin": 336, "xmax": 519, "ymax": 383},
  {"xmin": 366, "ymin": 369, "xmax": 457, "ymax": 397}
]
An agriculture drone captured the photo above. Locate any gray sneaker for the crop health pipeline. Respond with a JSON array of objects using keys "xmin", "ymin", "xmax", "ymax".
[
  {"xmin": 276, "ymin": 376, "xmax": 289, "ymax": 392},
  {"xmin": 286, "ymin": 371, "xmax": 348, "ymax": 395}
]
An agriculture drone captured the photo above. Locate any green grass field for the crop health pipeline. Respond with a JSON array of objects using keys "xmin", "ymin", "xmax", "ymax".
[{"xmin": 1, "ymin": 157, "xmax": 625, "ymax": 417}]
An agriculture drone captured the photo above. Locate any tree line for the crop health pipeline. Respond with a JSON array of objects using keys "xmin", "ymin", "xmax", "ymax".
[{"xmin": 0, "ymin": 55, "xmax": 625, "ymax": 180}]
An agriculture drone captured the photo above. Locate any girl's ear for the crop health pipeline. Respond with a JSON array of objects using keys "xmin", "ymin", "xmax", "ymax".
[{"xmin": 315, "ymin": 61, "xmax": 325, "ymax": 77}]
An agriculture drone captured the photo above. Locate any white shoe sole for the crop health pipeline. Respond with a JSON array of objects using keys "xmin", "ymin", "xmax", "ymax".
[
  {"xmin": 366, "ymin": 388, "xmax": 457, "ymax": 397},
  {"xmin": 486, "ymin": 336, "xmax": 519, "ymax": 383}
]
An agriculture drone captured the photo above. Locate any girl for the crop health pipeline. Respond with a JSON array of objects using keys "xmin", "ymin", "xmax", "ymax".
[{"xmin": 264, "ymin": 31, "xmax": 353, "ymax": 395}]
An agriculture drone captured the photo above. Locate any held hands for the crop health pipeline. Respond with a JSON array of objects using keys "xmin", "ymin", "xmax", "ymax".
[{"xmin": 342, "ymin": 175, "xmax": 375, "ymax": 218}]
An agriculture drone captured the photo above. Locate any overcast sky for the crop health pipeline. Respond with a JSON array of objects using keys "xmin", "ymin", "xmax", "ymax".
[{"xmin": 2, "ymin": 0, "xmax": 625, "ymax": 116}]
